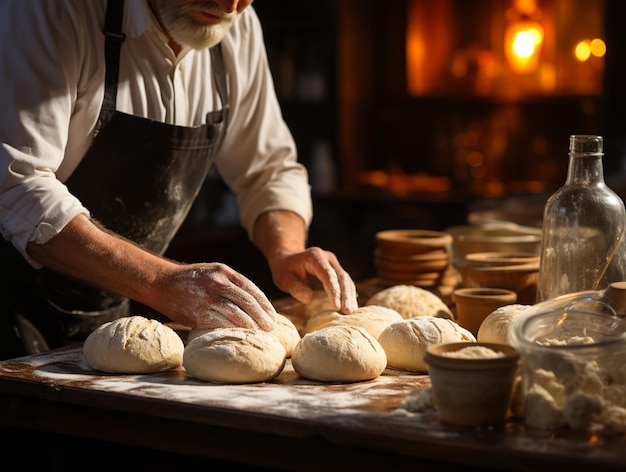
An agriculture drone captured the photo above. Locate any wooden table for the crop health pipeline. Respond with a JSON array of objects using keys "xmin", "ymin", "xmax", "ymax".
[
  {"xmin": 1, "ymin": 281, "xmax": 625, "ymax": 470},
  {"xmin": 0, "ymin": 343, "xmax": 625, "ymax": 471}
]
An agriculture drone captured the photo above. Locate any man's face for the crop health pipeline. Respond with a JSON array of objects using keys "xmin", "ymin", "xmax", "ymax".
[{"xmin": 153, "ymin": 0, "xmax": 254, "ymax": 50}]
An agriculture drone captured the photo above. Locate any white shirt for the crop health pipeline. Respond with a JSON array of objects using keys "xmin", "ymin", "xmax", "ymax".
[{"xmin": 0, "ymin": 0, "xmax": 312, "ymax": 265}]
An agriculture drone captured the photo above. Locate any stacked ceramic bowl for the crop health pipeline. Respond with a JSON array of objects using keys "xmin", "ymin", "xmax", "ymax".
[
  {"xmin": 374, "ymin": 229, "xmax": 453, "ymax": 288},
  {"xmin": 445, "ymin": 223, "xmax": 542, "ymax": 266},
  {"xmin": 453, "ymin": 251, "xmax": 540, "ymax": 304}
]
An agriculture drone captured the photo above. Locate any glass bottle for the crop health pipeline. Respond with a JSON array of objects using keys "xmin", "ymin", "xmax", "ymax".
[{"xmin": 537, "ymin": 135, "xmax": 626, "ymax": 302}]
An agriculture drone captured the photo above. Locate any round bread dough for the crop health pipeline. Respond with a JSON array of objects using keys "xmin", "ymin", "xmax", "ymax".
[
  {"xmin": 186, "ymin": 328, "xmax": 211, "ymax": 345},
  {"xmin": 83, "ymin": 316, "xmax": 184, "ymax": 374},
  {"xmin": 365, "ymin": 285, "xmax": 454, "ymax": 320},
  {"xmin": 378, "ymin": 316, "xmax": 476, "ymax": 372},
  {"xmin": 183, "ymin": 328, "xmax": 286, "ymax": 384},
  {"xmin": 270, "ymin": 314, "xmax": 301, "ymax": 357},
  {"xmin": 303, "ymin": 290, "xmax": 337, "ymax": 318},
  {"xmin": 292, "ymin": 326, "xmax": 387, "ymax": 382},
  {"xmin": 301, "ymin": 305, "xmax": 403, "ymax": 339},
  {"xmin": 477, "ymin": 304, "xmax": 530, "ymax": 345},
  {"xmin": 187, "ymin": 314, "xmax": 301, "ymax": 357}
]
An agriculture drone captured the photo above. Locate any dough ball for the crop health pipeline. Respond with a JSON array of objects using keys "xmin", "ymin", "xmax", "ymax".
[
  {"xmin": 271, "ymin": 314, "xmax": 301, "ymax": 357},
  {"xmin": 301, "ymin": 305, "xmax": 403, "ymax": 339},
  {"xmin": 183, "ymin": 328, "xmax": 286, "ymax": 384},
  {"xmin": 83, "ymin": 316, "xmax": 184, "ymax": 374},
  {"xmin": 292, "ymin": 326, "xmax": 387, "ymax": 382},
  {"xmin": 187, "ymin": 314, "xmax": 300, "ymax": 357},
  {"xmin": 378, "ymin": 317, "xmax": 476, "ymax": 372},
  {"xmin": 303, "ymin": 290, "xmax": 337, "ymax": 318},
  {"xmin": 477, "ymin": 304, "xmax": 530, "ymax": 345},
  {"xmin": 187, "ymin": 328, "xmax": 211, "ymax": 345},
  {"xmin": 365, "ymin": 285, "xmax": 454, "ymax": 320}
]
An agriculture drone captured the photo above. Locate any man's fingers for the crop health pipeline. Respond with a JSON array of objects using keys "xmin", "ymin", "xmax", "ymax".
[{"xmin": 302, "ymin": 248, "xmax": 358, "ymax": 314}]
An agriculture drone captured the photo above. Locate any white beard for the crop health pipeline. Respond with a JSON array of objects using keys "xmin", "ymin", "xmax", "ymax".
[{"xmin": 155, "ymin": 1, "xmax": 236, "ymax": 50}]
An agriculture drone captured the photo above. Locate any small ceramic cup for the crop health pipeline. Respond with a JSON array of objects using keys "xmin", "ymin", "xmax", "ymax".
[
  {"xmin": 425, "ymin": 342, "xmax": 520, "ymax": 426},
  {"xmin": 452, "ymin": 287, "xmax": 517, "ymax": 335}
]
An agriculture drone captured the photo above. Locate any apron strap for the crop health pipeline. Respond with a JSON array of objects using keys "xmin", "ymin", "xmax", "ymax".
[
  {"xmin": 102, "ymin": 0, "xmax": 125, "ymax": 114},
  {"xmin": 209, "ymin": 44, "xmax": 230, "ymax": 135}
]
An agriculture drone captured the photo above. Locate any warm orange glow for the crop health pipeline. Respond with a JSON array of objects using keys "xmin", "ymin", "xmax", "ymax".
[
  {"xmin": 406, "ymin": 1, "xmax": 452, "ymax": 96},
  {"xmin": 357, "ymin": 170, "xmax": 452, "ymax": 194},
  {"xmin": 506, "ymin": 21, "xmax": 544, "ymax": 73},
  {"xmin": 575, "ymin": 41, "xmax": 592, "ymax": 62},
  {"xmin": 513, "ymin": 31, "xmax": 536, "ymax": 58},
  {"xmin": 590, "ymin": 38, "xmax": 606, "ymax": 57},
  {"xmin": 406, "ymin": 18, "xmax": 426, "ymax": 94},
  {"xmin": 575, "ymin": 38, "xmax": 605, "ymax": 62},
  {"xmin": 405, "ymin": 0, "xmax": 604, "ymax": 98}
]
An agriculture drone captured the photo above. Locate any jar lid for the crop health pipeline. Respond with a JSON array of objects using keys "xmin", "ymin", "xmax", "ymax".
[{"xmin": 602, "ymin": 281, "xmax": 626, "ymax": 315}]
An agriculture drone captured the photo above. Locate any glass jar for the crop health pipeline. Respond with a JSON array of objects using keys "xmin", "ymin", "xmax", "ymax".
[
  {"xmin": 509, "ymin": 301, "xmax": 626, "ymax": 431},
  {"xmin": 537, "ymin": 135, "xmax": 626, "ymax": 302}
]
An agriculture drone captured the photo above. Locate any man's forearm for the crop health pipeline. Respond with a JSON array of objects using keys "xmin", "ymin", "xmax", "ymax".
[
  {"xmin": 252, "ymin": 210, "xmax": 307, "ymax": 267},
  {"xmin": 25, "ymin": 214, "xmax": 172, "ymax": 304},
  {"xmin": 24, "ymin": 213, "xmax": 279, "ymax": 330}
]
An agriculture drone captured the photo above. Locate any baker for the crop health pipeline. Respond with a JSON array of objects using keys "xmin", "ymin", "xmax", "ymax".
[{"xmin": 0, "ymin": 0, "xmax": 358, "ymax": 360}]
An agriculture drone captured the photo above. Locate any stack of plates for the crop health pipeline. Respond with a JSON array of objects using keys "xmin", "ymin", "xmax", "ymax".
[{"xmin": 374, "ymin": 229, "xmax": 453, "ymax": 288}]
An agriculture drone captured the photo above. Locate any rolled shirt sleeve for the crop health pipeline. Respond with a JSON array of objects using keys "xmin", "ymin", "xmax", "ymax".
[
  {"xmin": 0, "ymin": 2, "xmax": 96, "ymax": 266},
  {"xmin": 0, "ymin": 158, "xmax": 89, "ymax": 264},
  {"xmin": 215, "ymin": 9, "xmax": 313, "ymax": 238}
]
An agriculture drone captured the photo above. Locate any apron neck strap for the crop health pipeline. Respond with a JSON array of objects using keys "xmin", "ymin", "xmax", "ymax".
[
  {"xmin": 209, "ymin": 44, "xmax": 230, "ymax": 135},
  {"xmin": 102, "ymin": 0, "xmax": 126, "ymax": 112}
]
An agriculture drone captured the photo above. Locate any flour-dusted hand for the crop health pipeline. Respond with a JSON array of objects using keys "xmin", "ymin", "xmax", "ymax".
[
  {"xmin": 252, "ymin": 210, "xmax": 359, "ymax": 315},
  {"xmin": 270, "ymin": 247, "xmax": 358, "ymax": 315},
  {"xmin": 154, "ymin": 262, "xmax": 278, "ymax": 331}
]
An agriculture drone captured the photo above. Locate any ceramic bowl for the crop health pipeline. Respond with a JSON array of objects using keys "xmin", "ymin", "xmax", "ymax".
[
  {"xmin": 463, "ymin": 251, "xmax": 540, "ymax": 268},
  {"xmin": 452, "ymin": 287, "xmax": 518, "ymax": 335},
  {"xmin": 453, "ymin": 259, "xmax": 539, "ymax": 305},
  {"xmin": 375, "ymin": 229, "xmax": 452, "ymax": 253},
  {"xmin": 425, "ymin": 342, "xmax": 520, "ymax": 426},
  {"xmin": 445, "ymin": 224, "xmax": 542, "ymax": 264},
  {"xmin": 374, "ymin": 229, "xmax": 452, "ymax": 288}
]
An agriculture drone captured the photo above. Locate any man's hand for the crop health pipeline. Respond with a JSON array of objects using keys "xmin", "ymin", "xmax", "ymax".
[
  {"xmin": 151, "ymin": 262, "xmax": 277, "ymax": 330},
  {"xmin": 269, "ymin": 246, "xmax": 358, "ymax": 314},
  {"xmin": 252, "ymin": 210, "xmax": 358, "ymax": 314}
]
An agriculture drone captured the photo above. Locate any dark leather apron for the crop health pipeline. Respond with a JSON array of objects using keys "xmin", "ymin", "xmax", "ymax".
[{"xmin": 0, "ymin": 0, "xmax": 228, "ymax": 359}]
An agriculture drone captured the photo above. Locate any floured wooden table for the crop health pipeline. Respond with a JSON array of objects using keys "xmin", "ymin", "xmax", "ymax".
[{"xmin": 0, "ymin": 286, "xmax": 625, "ymax": 471}]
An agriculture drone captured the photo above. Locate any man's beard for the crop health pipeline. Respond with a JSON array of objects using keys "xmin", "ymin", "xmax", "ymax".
[{"xmin": 155, "ymin": 1, "xmax": 236, "ymax": 50}]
